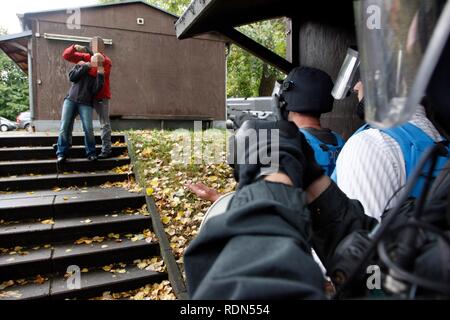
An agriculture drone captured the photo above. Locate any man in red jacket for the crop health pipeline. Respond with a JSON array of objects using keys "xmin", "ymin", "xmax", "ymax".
[{"xmin": 62, "ymin": 37, "xmax": 113, "ymax": 158}]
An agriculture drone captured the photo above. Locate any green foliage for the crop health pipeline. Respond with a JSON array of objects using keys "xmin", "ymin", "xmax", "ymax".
[
  {"xmin": 0, "ymin": 28, "xmax": 29, "ymax": 120},
  {"xmin": 228, "ymin": 19, "xmax": 286, "ymax": 97},
  {"xmin": 97, "ymin": 0, "xmax": 286, "ymax": 98}
]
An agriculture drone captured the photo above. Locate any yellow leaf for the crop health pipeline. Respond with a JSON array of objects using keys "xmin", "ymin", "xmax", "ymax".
[
  {"xmin": 208, "ymin": 176, "xmax": 218, "ymax": 182},
  {"xmin": 141, "ymin": 148, "xmax": 152, "ymax": 158},
  {"xmin": 176, "ymin": 211, "xmax": 185, "ymax": 219},
  {"xmin": 146, "ymin": 188, "xmax": 154, "ymax": 196},
  {"xmin": 41, "ymin": 219, "xmax": 55, "ymax": 225},
  {"xmin": 81, "ymin": 268, "xmax": 89, "ymax": 273},
  {"xmin": 63, "ymin": 196, "xmax": 69, "ymax": 201},
  {"xmin": 102, "ymin": 265, "xmax": 112, "ymax": 272},
  {"xmin": 150, "ymin": 178, "xmax": 159, "ymax": 187},
  {"xmin": 161, "ymin": 216, "xmax": 171, "ymax": 224}
]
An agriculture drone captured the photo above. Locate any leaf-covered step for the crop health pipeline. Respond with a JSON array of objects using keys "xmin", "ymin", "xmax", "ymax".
[
  {"xmin": 0, "ymin": 255, "xmax": 168, "ymax": 300},
  {"xmin": 0, "ymin": 276, "xmax": 51, "ymax": 300},
  {"xmin": 0, "ymin": 187, "xmax": 145, "ymax": 220},
  {"xmin": 0, "ymin": 232, "xmax": 159, "ymax": 281},
  {"xmin": 50, "ymin": 265, "xmax": 167, "ymax": 300},
  {"xmin": 0, "ymin": 171, "xmax": 131, "ymax": 192},
  {"xmin": 0, "ymin": 145, "xmax": 128, "ymax": 161},
  {"xmin": 0, "ymin": 135, "xmax": 125, "ymax": 148},
  {"xmin": 0, "ymin": 157, "xmax": 130, "ymax": 177},
  {"xmin": 0, "ymin": 207, "xmax": 151, "ymax": 247}
]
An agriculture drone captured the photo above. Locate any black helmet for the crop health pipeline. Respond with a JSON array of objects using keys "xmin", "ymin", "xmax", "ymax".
[{"xmin": 280, "ymin": 66, "xmax": 335, "ymax": 115}]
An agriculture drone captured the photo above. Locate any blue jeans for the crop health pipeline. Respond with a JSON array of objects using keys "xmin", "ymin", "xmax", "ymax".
[{"xmin": 57, "ymin": 99, "xmax": 96, "ymax": 157}]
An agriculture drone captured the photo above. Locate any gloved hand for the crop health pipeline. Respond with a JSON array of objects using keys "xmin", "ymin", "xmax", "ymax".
[{"xmin": 228, "ymin": 119, "xmax": 324, "ymax": 189}]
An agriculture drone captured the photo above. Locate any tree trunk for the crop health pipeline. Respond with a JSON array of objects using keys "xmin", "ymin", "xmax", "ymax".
[{"xmin": 258, "ymin": 63, "xmax": 277, "ymax": 97}]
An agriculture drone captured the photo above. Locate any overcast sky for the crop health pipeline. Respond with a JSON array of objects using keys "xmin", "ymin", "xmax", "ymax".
[{"xmin": 1, "ymin": 0, "xmax": 98, "ymax": 34}]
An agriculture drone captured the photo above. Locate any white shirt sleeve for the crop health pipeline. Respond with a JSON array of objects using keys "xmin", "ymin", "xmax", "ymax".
[{"xmin": 334, "ymin": 129, "xmax": 406, "ymax": 221}]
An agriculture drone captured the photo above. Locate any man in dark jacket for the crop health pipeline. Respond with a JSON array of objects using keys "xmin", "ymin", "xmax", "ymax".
[{"xmin": 56, "ymin": 53, "xmax": 105, "ymax": 163}]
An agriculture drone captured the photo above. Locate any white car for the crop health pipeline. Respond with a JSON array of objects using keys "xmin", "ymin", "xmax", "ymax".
[
  {"xmin": 16, "ymin": 111, "xmax": 31, "ymax": 130},
  {"xmin": 0, "ymin": 117, "xmax": 18, "ymax": 132}
]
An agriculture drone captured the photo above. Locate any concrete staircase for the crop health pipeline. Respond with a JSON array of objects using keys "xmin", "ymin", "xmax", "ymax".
[{"xmin": 0, "ymin": 134, "xmax": 183, "ymax": 300}]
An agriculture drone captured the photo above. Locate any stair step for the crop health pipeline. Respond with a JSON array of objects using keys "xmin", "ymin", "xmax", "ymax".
[
  {"xmin": 0, "ymin": 135, "xmax": 125, "ymax": 148},
  {"xmin": 0, "ymin": 157, "xmax": 130, "ymax": 177},
  {"xmin": 53, "ymin": 188, "xmax": 145, "ymax": 218},
  {"xmin": 0, "ymin": 278, "xmax": 51, "ymax": 300},
  {"xmin": 51, "ymin": 266, "xmax": 166, "ymax": 300},
  {"xmin": 0, "ymin": 172, "xmax": 131, "ymax": 192},
  {"xmin": 0, "ymin": 267, "xmax": 166, "ymax": 300},
  {"xmin": 0, "ymin": 146, "xmax": 128, "ymax": 161},
  {"xmin": 0, "ymin": 238, "xmax": 159, "ymax": 281},
  {"xmin": 0, "ymin": 187, "xmax": 145, "ymax": 220},
  {"xmin": 0, "ymin": 195, "xmax": 55, "ymax": 221},
  {"xmin": 52, "ymin": 238, "xmax": 159, "ymax": 272},
  {"xmin": 52, "ymin": 212, "xmax": 151, "ymax": 242},
  {"xmin": 0, "ymin": 220, "xmax": 53, "ymax": 247},
  {"xmin": 0, "ymin": 212, "xmax": 151, "ymax": 247},
  {"xmin": 0, "ymin": 246, "xmax": 53, "ymax": 281}
]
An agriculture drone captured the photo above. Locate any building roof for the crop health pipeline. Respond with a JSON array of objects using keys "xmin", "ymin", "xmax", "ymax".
[
  {"xmin": 20, "ymin": 0, "xmax": 178, "ymax": 21},
  {"xmin": 176, "ymin": 0, "xmax": 355, "ymax": 39},
  {"xmin": 175, "ymin": 0, "xmax": 355, "ymax": 73},
  {"xmin": 0, "ymin": 31, "xmax": 32, "ymax": 74}
]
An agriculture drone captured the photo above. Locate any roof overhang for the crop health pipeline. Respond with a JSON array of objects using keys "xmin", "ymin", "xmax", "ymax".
[
  {"xmin": 176, "ymin": 0, "xmax": 289, "ymax": 39},
  {"xmin": 0, "ymin": 31, "xmax": 32, "ymax": 74},
  {"xmin": 176, "ymin": 0, "xmax": 355, "ymax": 74}
]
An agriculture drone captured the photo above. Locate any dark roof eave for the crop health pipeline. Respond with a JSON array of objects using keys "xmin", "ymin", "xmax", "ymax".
[
  {"xmin": 21, "ymin": 0, "xmax": 179, "ymax": 21},
  {"xmin": 0, "ymin": 30, "xmax": 32, "ymax": 42},
  {"xmin": 0, "ymin": 31, "xmax": 31, "ymax": 74},
  {"xmin": 175, "ymin": 0, "xmax": 289, "ymax": 39}
]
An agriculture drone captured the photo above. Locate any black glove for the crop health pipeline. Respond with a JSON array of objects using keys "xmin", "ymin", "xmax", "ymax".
[
  {"xmin": 84, "ymin": 46, "xmax": 94, "ymax": 56},
  {"xmin": 228, "ymin": 119, "xmax": 324, "ymax": 189}
]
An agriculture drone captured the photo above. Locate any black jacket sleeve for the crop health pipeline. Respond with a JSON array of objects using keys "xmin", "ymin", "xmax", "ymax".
[
  {"xmin": 92, "ymin": 72, "xmax": 105, "ymax": 96},
  {"xmin": 68, "ymin": 64, "xmax": 89, "ymax": 83},
  {"xmin": 308, "ymin": 181, "xmax": 378, "ymax": 270},
  {"xmin": 184, "ymin": 180, "xmax": 326, "ymax": 300}
]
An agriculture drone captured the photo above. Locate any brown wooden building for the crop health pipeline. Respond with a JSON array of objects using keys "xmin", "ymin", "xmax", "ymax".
[{"xmin": 0, "ymin": 1, "xmax": 227, "ymax": 131}]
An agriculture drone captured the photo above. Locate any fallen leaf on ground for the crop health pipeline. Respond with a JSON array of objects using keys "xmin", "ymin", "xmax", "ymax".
[{"xmin": 41, "ymin": 219, "xmax": 54, "ymax": 225}]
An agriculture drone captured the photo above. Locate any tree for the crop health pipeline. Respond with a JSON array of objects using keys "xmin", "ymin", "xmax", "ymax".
[
  {"xmin": 97, "ymin": 0, "xmax": 286, "ymax": 98},
  {"xmin": 228, "ymin": 19, "xmax": 286, "ymax": 97},
  {"xmin": 0, "ymin": 27, "xmax": 29, "ymax": 120}
]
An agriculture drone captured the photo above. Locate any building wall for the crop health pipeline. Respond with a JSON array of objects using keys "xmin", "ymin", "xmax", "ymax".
[{"xmin": 28, "ymin": 3, "xmax": 226, "ymax": 122}]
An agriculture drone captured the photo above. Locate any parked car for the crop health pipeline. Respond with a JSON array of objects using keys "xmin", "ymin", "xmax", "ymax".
[
  {"xmin": 16, "ymin": 111, "xmax": 31, "ymax": 130},
  {"xmin": 0, "ymin": 117, "xmax": 18, "ymax": 132}
]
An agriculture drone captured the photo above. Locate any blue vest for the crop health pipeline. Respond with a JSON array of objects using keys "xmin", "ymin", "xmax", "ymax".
[
  {"xmin": 333, "ymin": 123, "xmax": 450, "ymax": 198},
  {"xmin": 300, "ymin": 129, "xmax": 345, "ymax": 177}
]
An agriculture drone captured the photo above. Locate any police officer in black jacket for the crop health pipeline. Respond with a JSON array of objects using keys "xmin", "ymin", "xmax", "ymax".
[{"xmin": 184, "ymin": 0, "xmax": 450, "ymax": 300}]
